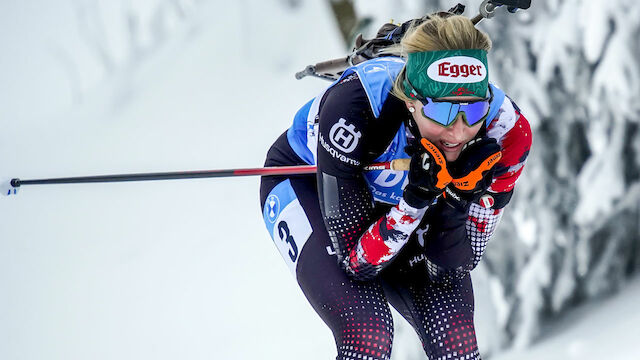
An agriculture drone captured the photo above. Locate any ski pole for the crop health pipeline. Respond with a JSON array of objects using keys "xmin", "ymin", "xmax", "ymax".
[{"xmin": 4, "ymin": 159, "xmax": 410, "ymax": 194}]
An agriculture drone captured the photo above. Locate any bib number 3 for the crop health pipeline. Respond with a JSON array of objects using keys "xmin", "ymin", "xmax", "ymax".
[
  {"xmin": 277, "ymin": 221, "xmax": 299, "ymax": 262},
  {"xmin": 262, "ymin": 180, "xmax": 312, "ymax": 277}
]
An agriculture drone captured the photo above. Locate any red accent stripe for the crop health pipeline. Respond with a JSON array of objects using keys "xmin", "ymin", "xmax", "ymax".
[
  {"xmin": 233, "ymin": 165, "xmax": 318, "ymax": 176},
  {"xmin": 232, "ymin": 161, "xmax": 393, "ymax": 177},
  {"xmin": 491, "ymin": 112, "xmax": 532, "ymax": 192}
]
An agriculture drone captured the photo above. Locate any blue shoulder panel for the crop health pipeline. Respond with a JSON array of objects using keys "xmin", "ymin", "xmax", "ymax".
[
  {"xmin": 486, "ymin": 84, "xmax": 505, "ymax": 126},
  {"xmin": 285, "ymin": 57, "xmax": 406, "ymax": 165},
  {"xmin": 352, "ymin": 57, "xmax": 406, "ymax": 118},
  {"xmin": 286, "ymin": 98, "xmax": 315, "ymax": 165}
]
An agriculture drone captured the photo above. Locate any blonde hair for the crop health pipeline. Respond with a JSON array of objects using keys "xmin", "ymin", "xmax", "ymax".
[{"xmin": 390, "ymin": 15, "xmax": 492, "ymax": 101}]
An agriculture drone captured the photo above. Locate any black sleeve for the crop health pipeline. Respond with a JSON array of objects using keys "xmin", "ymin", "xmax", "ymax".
[
  {"xmin": 316, "ymin": 75, "xmax": 372, "ymax": 176},
  {"xmin": 421, "ymin": 200, "xmax": 475, "ymax": 283},
  {"xmin": 316, "ymin": 75, "xmax": 428, "ymax": 281}
]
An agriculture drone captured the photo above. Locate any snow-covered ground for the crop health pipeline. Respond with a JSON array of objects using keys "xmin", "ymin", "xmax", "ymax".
[
  {"xmin": 1, "ymin": 1, "xmax": 639, "ymax": 360},
  {"xmin": 1, "ymin": 2, "xmax": 341, "ymax": 359},
  {"xmin": 492, "ymin": 275, "xmax": 640, "ymax": 360}
]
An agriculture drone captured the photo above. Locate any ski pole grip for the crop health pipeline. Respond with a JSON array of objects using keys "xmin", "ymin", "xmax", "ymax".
[{"xmin": 390, "ymin": 158, "xmax": 410, "ymax": 171}]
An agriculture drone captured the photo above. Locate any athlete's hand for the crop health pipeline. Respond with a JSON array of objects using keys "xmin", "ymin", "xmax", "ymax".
[
  {"xmin": 444, "ymin": 137, "xmax": 502, "ymax": 210},
  {"xmin": 403, "ymin": 138, "xmax": 452, "ymax": 208}
]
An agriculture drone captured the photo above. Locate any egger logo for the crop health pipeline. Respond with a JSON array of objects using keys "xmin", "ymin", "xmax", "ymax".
[{"xmin": 427, "ymin": 56, "xmax": 487, "ymax": 83}]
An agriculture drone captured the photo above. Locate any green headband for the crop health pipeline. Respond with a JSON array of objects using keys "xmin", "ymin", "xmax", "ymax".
[{"xmin": 404, "ymin": 49, "xmax": 489, "ymax": 99}]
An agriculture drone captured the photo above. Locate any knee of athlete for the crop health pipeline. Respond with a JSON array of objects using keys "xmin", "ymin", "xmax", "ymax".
[
  {"xmin": 425, "ymin": 258, "xmax": 472, "ymax": 285},
  {"xmin": 424, "ymin": 311, "xmax": 480, "ymax": 360},
  {"xmin": 336, "ymin": 323, "xmax": 394, "ymax": 360},
  {"xmin": 423, "ymin": 237, "xmax": 474, "ymax": 277}
]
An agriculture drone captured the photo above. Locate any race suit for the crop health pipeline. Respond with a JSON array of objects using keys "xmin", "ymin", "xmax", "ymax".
[{"xmin": 260, "ymin": 57, "xmax": 532, "ymax": 360}]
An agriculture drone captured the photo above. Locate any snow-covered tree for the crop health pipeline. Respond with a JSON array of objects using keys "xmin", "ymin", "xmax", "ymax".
[{"xmin": 346, "ymin": 0, "xmax": 640, "ymax": 355}]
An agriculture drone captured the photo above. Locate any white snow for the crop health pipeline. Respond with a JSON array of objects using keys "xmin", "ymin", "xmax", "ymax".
[
  {"xmin": 491, "ymin": 276, "xmax": 640, "ymax": 360},
  {"xmin": 1, "ymin": 1, "xmax": 342, "ymax": 359}
]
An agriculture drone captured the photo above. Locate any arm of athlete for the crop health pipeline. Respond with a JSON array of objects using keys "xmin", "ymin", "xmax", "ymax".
[
  {"xmin": 465, "ymin": 99, "xmax": 532, "ymax": 267},
  {"xmin": 316, "ymin": 75, "xmax": 449, "ymax": 281},
  {"xmin": 422, "ymin": 99, "xmax": 532, "ymax": 283}
]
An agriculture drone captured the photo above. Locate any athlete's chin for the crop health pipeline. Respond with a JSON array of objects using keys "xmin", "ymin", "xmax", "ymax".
[
  {"xmin": 435, "ymin": 141, "xmax": 464, "ymax": 162},
  {"xmin": 442, "ymin": 150, "xmax": 461, "ymax": 162}
]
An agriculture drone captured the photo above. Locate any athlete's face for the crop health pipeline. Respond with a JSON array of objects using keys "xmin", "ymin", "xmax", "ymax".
[{"xmin": 406, "ymin": 97, "xmax": 484, "ymax": 162}]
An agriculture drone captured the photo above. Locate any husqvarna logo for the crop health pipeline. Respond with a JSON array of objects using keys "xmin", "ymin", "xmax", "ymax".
[{"xmin": 329, "ymin": 118, "xmax": 361, "ymax": 153}]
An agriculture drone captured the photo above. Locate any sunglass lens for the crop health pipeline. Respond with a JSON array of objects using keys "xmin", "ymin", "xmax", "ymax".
[
  {"xmin": 462, "ymin": 101, "xmax": 490, "ymax": 125},
  {"xmin": 421, "ymin": 102, "xmax": 456, "ymax": 126},
  {"xmin": 421, "ymin": 100, "xmax": 490, "ymax": 127}
]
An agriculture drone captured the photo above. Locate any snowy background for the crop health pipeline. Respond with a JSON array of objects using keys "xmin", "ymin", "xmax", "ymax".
[{"xmin": 1, "ymin": 1, "xmax": 639, "ymax": 359}]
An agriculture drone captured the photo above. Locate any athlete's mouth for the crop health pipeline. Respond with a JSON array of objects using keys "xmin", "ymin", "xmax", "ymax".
[{"xmin": 440, "ymin": 141, "xmax": 462, "ymax": 151}]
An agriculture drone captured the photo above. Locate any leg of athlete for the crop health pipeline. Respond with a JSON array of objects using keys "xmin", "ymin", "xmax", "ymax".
[
  {"xmin": 381, "ymin": 240, "xmax": 480, "ymax": 360},
  {"xmin": 260, "ymin": 149, "xmax": 394, "ymax": 359}
]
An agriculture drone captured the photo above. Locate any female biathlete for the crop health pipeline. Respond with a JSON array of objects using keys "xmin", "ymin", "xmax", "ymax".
[{"xmin": 260, "ymin": 13, "xmax": 531, "ymax": 360}]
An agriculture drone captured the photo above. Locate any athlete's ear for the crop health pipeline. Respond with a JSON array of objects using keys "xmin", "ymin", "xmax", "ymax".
[{"xmin": 405, "ymin": 100, "xmax": 418, "ymax": 113}]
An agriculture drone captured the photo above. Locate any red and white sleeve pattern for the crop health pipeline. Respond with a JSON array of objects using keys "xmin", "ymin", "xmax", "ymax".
[
  {"xmin": 464, "ymin": 97, "xmax": 532, "ymax": 270},
  {"xmin": 466, "ymin": 204, "xmax": 503, "ymax": 269},
  {"xmin": 345, "ymin": 199, "xmax": 427, "ymax": 279},
  {"xmin": 486, "ymin": 98, "xmax": 532, "ymax": 194}
]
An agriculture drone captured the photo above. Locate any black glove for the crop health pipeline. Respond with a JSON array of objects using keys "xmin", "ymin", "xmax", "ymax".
[
  {"xmin": 403, "ymin": 138, "xmax": 452, "ymax": 208},
  {"xmin": 444, "ymin": 137, "xmax": 502, "ymax": 211}
]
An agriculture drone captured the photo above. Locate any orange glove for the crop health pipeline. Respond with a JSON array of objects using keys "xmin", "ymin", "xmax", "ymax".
[
  {"xmin": 403, "ymin": 138, "xmax": 453, "ymax": 208},
  {"xmin": 445, "ymin": 137, "xmax": 502, "ymax": 211}
]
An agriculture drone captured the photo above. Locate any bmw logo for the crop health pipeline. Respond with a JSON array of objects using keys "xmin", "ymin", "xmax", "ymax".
[{"xmin": 266, "ymin": 194, "xmax": 280, "ymax": 223}]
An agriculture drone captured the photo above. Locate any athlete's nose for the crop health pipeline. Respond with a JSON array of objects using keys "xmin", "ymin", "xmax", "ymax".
[{"xmin": 446, "ymin": 113, "xmax": 466, "ymax": 141}]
